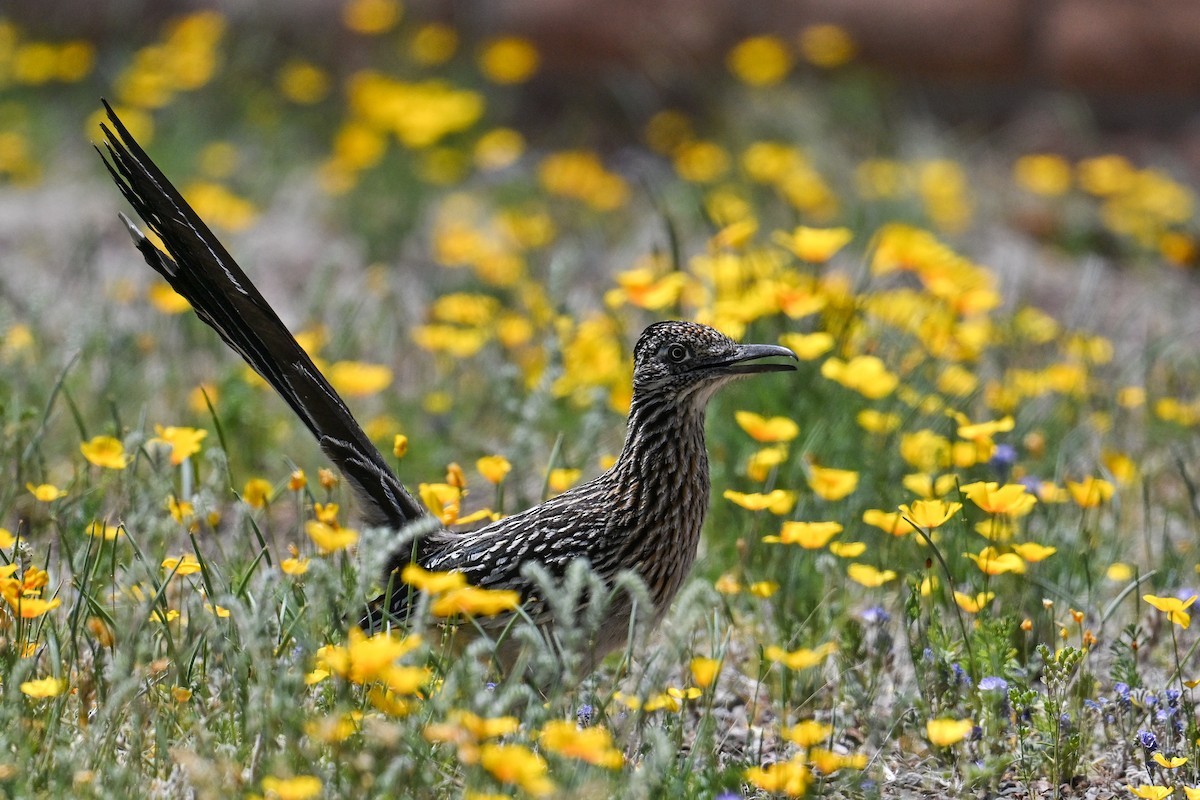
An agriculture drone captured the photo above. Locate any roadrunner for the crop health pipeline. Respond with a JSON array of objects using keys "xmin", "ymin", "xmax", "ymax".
[{"xmin": 98, "ymin": 102, "xmax": 796, "ymax": 661}]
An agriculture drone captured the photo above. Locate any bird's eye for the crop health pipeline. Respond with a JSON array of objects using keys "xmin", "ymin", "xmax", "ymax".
[{"xmin": 666, "ymin": 344, "xmax": 689, "ymax": 363}]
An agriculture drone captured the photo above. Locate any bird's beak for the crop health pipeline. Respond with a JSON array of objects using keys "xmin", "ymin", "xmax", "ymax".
[{"xmin": 717, "ymin": 343, "xmax": 799, "ymax": 375}]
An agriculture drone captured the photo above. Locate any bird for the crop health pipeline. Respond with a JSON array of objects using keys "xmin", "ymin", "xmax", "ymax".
[{"xmin": 96, "ymin": 101, "xmax": 797, "ymax": 665}]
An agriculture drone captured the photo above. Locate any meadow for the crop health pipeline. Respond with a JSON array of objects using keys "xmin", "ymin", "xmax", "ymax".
[{"xmin": 2, "ymin": 6, "xmax": 1200, "ymax": 797}]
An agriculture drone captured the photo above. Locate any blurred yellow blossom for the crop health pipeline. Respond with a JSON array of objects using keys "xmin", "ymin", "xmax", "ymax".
[
  {"xmin": 1066, "ymin": 477, "xmax": 1114, "ymax": 508},
  {"xmin": 735, "ymin": 411, "xmax": 799, "ymax": 442},
  {"xmin": 799, "ymin": 23, "xmax": 856, "ymax": 68},
  {"xmin": 1014, "ymin": 154, "xmax": 1072, "ymax": 196},
  {"xmin": 478, "ymin": 37, "xmax": 539, "ymax": 84},
  {"xmin": 277, "ymin": 60, "xmax": 330, "ymax": 104},
  {"xmin": 539, "ymin": 720, "xmax": 623, "ymax": 769},
  {"xmin": 726, "ymin": 35, "xmax": 792, "ymax": 86},
  {"xmin": 80, "ymin": 435, "xmax": 129, "ymax": 470},
  {"xmin": 773, "ymin": 226, "xmax": 852, "ymax": 262},
  {"xmin": 764, "ymin": 521, "xmax": 843, "ymax": 549},
  {"xmin": 431, "ymin": 586, "xmax": 520, "ymax": 617},
  {"xmin": 746, "ymin": 759, "xmax": 812, "ymax": 796},
  {"xmin": 20, "ymin": 677, "xmax": 66, "ymax": 698},
  {"xmin": 926, "ymin": 718, "xmax": 973, "ymax": 747},
  {"xmin": 306, "ymin": 521, "xmax": 358, "ymax": 553},
  {"xmin": 779, "ymin": 332, "xmax": 834, "ymax": 360},
  {"xmin": 954, "ymin": 591, "xmax": 995, "ymax": 613},
  {"xmin": 847, "ymin": 563, "xmax": 896, "ymax": 587},
  {"xmin": 328, "ymin": 361, "xmax": 392, "ymax": 397},
  {"xmin": 821, "ymin": 355, "xmax": 898, "ymax": 398},
  {"xmin": 965, "ymin": 547, "xmax": 1026, "ymax": 575},
  {"xmin": 765, "ymin": 641, "xmax": 837, "ymax": 670},
  {"xmin": 152, "ymin": 425, "xmax": 207, "ymax": 465},
  {"xmin": 479, "ymin": 743, "xmax": 554, "ymax": 796},
  {"xmin": 723, "ymin": 489, "xmax": 797, "ymax": 515},
  {"xmin": 27, "ymin": 482, "xmax": 66, "ymax": 502},
  {"xmin": 343, "ymin": 0, "xmax": 401, "ymax": 34},
  {"xmin": 807, "ymin": 466, "xmax": 858, "ymax": 501},
  {"xmin": 476, "ymin": 455, "xmax": 512, "ymax": 484}
]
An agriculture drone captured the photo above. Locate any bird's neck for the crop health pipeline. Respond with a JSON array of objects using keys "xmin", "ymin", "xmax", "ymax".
[{"xmin": 604, "ymin": 392, "xmax": 712, "ymax": 609}]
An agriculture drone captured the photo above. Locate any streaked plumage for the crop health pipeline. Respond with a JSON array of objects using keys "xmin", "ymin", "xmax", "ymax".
[{"xmin": 98, "ymin": 102, "xmax": 796, "ymax": 665}]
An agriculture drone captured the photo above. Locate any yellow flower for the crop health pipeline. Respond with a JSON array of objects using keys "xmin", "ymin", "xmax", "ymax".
[
  {"xmin": 714, "ymin": 574, "xmax": 741, "ymax": 594},
  {"xmin": 20, "ymin": 677, "xmax": 66, "ymax": 698},
  {"xmin": 764, "ymin": 641, "xmax": 837, "ymax": 670},
  {"xmin": 1013, "ymin": 154, "xmax": 1072, "ymax": 196},
  {"xmin": 954, "ymin": 591, "xmax": 995, "ymax": 613},
  {"xmin": 799, "ymin": 23, "xmax": 856, "ymax": 68},
  {"xmin": 317, "ymin": 627, "xmax": 424, "ymax": 685},
  {"xmin": 1011, "ymin": 542, "xmax": 1057, "ymax": 562},
  {"xmin": 86, "ymin": 521, "xmax": 121, "ymax": 541},
  {"xmin": 747, "ymin": 445, "xmax": 788, "ymax": 481},
  {"xmin": 242, "ymin": 477, "xmax": 273, "ymax": 509},
  {"xmin": 342, "ymin": 0, "xmax": 400, "ymax": 34},
  {"xmin": 166, "ymin": 495, "xmax": 194, "ymax": 524},
  {"xmin": 748, "ymin": 581, "xmax": 779, "ymax": 598},
  {"xmin": 479, "ymin": 743, "xmax": 555, "ymax": 796},
  {"xmin": 808, "ymin": 466, "xmax": 859, "ymax": 501},
  {"xmin": 147, "ymin": 282, "xmax": 191, "ymax": 314},
  {"xmin": 847, "ymin": 563, "xmax": 897, "ymax": 587},
  {"xmin": 764, "ymin": 521, "xmax": 843, "ymax": 549},
  {"xmin": 277, "ymin": 60, "xmax": 330, "ymax": 104},
  {"xmin": 1186, "ymin": 787, "xmax": 1200, "ymax": 800},
  {"xmin": 430, "ymin": 586, "xmax": 520, "ymax": 617},
  {"xmin": 1127, "ymin": 787, "xmax": 1174, "ymax": 800},
  {"xmin": 828, "ymin": 541, "xmax": 866, "ymax": 558},
  {"xmin": 391, "ymin": 434, "xmax": 408, "ymax": 459},
  {"xmin": 478, "ymin": 37, "xmax": 539, "ymax": 84},
  {"xmin": 8, "ymin": 596, "xmax": 61, "ymax": 618},
  {"xmin": 1107, "ymin": 562, "xmax": 1134, "ymax": 582},
  {"xmin": 956, "ymin": 415, "xmax": 1014, "ymax": 440},
  {"xmin": 809, "ymin": 748, "xmax": 867, "ymax": 774},
  {"xmin": 689, "ymin": 657, "xmax": 720, "ymax": 688},
  {"xmin": 902, "ymin": 473, "xmax": 959, "ymax": 499},
  {"xmin": 862, "ymin": 509, "xmax": 918, "ymax": 537},
  {"xmin": 723, "ymin": 489, "xmax": 797, "ymax": 515},
  {"xmin": 734, "ymin": 411, "xmax": 799, "ymax": 443},
  {"xmin": 857, "ymin": 409, "xmax": 901, "ymax": 434},
  {"xmin": 773, "ymin": 226, "xmax": 852, "ymax": 262},
  {"xmin": 746, "ymin": 759, "xmax": 812, "ymax": 796},
  {"xmin": 779, "ymin": 332, "xmax": 834, "ymax": 360},
  {"xmin": 27, "ymin": 482, "xmax": 67, "ymax": 502},
  {"xmin": 539, "ymin": 720, "xmax": 623, "ymax": 768},
  {"xmin": 162, "ymin": 554, "xmax": 202, "ymax": 576},
  {"xmin": 401, "ymin": 563, "xmax": 467, "ymax": 594},
  {"xmin": 281, "ymin": 557, "xmax": 310, "ymax": 576},
  {"xmin": 328, "ymin": 361, "xmax": 392, "ymax": 397},
  {"xmin": 548, "ymin": 468, "xmax": 581, "ymax": 493},
  {"xmin": 726, "ymin": 35, "xmax": 792, "ymax": 86},
  {"xmin": 898, "ymin": 499, "xmax": 961, "ymax": 530},
  {"xmin": 961, "ymin": 481, "xmax": 1037, "ymax": 517},
  {"xmin": 306, "ymin": 520, "xmax": 358, "ymax": 554},
  {"xmin": 821, "ymin": 355, "xmax": 898, "ymax": 399},
  {"xmin": 204, "ymin": 602, "xmax": 231, "ymax": 618},
  {"xmin": 783, "ymin": 720, "xmax": 832, "ymax": 747},
  {"xmin": 1143, "ymin": 594, "xmax": 1197, "ymax": 628},
  {"xmin": 965, "ymin": 547, "xmax": 1026, "ymax": 575},
  {"xmin": 261, "ymin": 775, "xmax": 323, "ymax": 800},
  {"xmin": 1066, "ymin": 477, "xmax": 1115, "ymax": 508},
  {"xmin": 476, "ymin": 455, "xmax": 512, "ymax": 484},
  {"xmin": 926, "ymin": 718, "xmax": 973, "ymax": 747},
  {"xmin": 1152, "ymin": 753, "xmax": 1188, "ymax": 769},
  {"xmin": 80, "ymin": 435, "xmax": 130, "ymax": 469},
  {"xmin": 152, "ymin": 425, "xmax": 207, "ymax": 465}
]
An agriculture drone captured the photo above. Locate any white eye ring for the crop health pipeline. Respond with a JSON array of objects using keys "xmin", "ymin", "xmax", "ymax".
[{"xmin": 667, "ymin": 344, "xmax": 688, "ymax": 363}]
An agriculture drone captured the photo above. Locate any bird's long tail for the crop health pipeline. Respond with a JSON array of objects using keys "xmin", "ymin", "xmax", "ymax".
[{"xmin": 96, "ymin": 100, "xmax": 428, "ymax": 531}]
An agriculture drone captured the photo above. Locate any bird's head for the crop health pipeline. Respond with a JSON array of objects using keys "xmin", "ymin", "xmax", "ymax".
[{"xmin": 631, "ymin": 321, "xmax": 797, "ymax": 406}]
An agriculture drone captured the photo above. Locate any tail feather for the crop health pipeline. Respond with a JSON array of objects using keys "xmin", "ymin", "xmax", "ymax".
[{"xmin": 97, "ymin": 100, "xmax": 428, "ymax": 530}]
